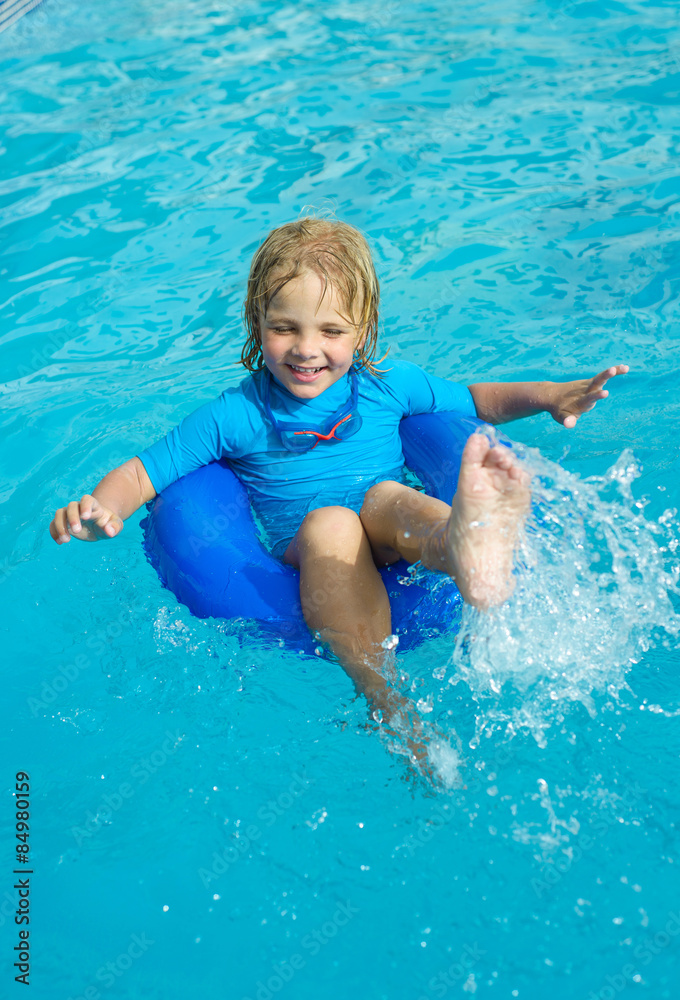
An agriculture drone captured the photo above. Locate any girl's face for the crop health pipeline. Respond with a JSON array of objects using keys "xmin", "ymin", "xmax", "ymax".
[{"xmin": 259, "ymin": 269, "xmax": 364, "ymax": 399}]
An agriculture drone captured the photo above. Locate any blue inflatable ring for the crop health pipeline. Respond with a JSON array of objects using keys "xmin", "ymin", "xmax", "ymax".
[{"xmin": 141, "ymin": 412, "xmax": 483, "ymax": 651}]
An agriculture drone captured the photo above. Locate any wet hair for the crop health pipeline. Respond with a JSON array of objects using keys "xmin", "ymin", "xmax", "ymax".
[{"xmin": 241, "ymin": 217, "xmax": 384, "ymax": 375}]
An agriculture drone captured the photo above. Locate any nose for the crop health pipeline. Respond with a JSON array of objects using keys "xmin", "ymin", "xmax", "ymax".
[{"xmin": 290, "ymin": 330, "xmax": 321, "ymax": 360}]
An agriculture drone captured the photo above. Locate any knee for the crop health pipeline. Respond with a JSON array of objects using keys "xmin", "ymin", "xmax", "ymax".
[
  {"xmin": 297, "ymin": 506, "xmax": 364, "ymax": 554},
  {"xmin": 360, "ymin": 480, "xmax": 402, "ymax": 521}
]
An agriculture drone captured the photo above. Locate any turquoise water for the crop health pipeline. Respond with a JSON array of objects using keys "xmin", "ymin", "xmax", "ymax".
[{"xmin": 2, "ymin": 0, "xmax": 680, "ymax": 997}]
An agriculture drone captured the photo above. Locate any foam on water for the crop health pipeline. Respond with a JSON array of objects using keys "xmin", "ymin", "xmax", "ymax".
[
  {"xmin": 368, "ymin": 435, "xmax": 680, "ymax": 786},
  {"xmin": 436, "ymin": 438, "xmax": 680, "ymax": 747}
]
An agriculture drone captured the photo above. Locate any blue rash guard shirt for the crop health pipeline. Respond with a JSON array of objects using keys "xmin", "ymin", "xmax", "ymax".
[{"xmin": 137, "ymin": 359, "xmax": 477, "ymax": 556}]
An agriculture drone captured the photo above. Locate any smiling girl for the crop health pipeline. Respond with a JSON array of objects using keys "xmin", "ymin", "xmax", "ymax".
[{"xmin": 50, "ymin": 218, "xmax": 627, "ymax": 764}]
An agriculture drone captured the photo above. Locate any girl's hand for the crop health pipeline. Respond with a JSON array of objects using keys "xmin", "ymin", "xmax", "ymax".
[
  {"xmin": 549, "ymin": 364, "xmax": 629, "ymax": 428},
  {"xmin": 50, "ymin": 495, "xmax": 124, "ymax": 544}
]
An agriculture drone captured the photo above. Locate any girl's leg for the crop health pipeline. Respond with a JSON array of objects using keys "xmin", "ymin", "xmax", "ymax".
[
  {"xmin": 282, "ymin": 505, "xmax": 440, "ymax": 771},
  {"xmin": 282, "ymin": 506, "xmax": 393, "ymax": 704},
  {"xmin": 360, "ymin": 433, "xmax": 530, "ymax": 608}
]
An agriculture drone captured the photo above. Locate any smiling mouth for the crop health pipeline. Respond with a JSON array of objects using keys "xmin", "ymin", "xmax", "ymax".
[{"xmin": 287, "ymin": 364, "xmax": 326, "ymax": 373}]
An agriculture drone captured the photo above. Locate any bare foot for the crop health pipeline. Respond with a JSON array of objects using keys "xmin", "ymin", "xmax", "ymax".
[{"xmin": 445, "ymin": 433, "xmax": 530, "ymax": 608}]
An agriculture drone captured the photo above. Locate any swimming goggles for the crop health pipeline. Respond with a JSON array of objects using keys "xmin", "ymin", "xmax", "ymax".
[{"xmin": 263, "ymin": 370, "xmax": 362, "ymax": 453}]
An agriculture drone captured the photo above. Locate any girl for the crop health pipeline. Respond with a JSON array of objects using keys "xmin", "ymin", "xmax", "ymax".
[{"xmin": 49, "ymin": 218, "xmax": 627, "ymax": 758}]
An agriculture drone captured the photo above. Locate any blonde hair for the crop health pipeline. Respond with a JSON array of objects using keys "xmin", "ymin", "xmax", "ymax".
[{"xmin": 241, "ymin": 218, "xmax": 384, "ymax": 375}]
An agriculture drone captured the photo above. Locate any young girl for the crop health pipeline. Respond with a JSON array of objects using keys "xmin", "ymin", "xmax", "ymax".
[{"xmin": 49, "ymin": 218, "xmax": 627, "ymax": 755}]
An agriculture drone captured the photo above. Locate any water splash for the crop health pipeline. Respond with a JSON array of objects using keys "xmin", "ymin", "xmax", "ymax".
[{"xmin": 441, "ymin": 443, "xmax": 680, "ymax": 747}]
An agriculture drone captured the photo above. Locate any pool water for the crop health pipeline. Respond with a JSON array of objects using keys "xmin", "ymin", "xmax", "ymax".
[{"xmin": 2, "ymin": 1, "xmax": 680, "ymax": 997}]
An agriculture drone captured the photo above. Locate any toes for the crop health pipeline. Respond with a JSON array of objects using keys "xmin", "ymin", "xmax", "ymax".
[
  {"xmin": 491, "ymin": 446, "xmax": 513, "ymax": 470},
  {"xmin": 511, "ymin": 466, "xmax": 531, "ymax": 489},
  {"xmin": 461, "ymin": 433, "xmax": 528, "ymax": 492},
  {"xmin": 462, "ymin": 433, "xmax": 490, "ymax": 466},
  {"xmin": 482, "ymin": 442, "xmax": 515, "ymax": 473}
]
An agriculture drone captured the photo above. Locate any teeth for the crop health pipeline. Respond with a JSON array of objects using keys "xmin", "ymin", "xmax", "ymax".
[{"xmin": 290, "ymin": 365, "xmax": 323, "ymax": 373}]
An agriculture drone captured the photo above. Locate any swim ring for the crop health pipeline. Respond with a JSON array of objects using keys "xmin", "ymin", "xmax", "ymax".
[{"xmin": 141, "ymin": 412, "xmax": 483, "ymax": 651}]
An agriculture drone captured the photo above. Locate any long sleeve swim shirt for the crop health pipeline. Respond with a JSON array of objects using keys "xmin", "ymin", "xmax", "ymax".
[{"xmin": 137, "ymin": 360, "xmax": 477, "ymax": 553}]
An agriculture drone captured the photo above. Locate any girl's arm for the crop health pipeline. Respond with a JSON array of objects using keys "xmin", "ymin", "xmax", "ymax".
[
  {"xmin": 468, "ymin": 364, "xmax": 629, "ymax": 428},
  {"xmin": 49, "ymin": 457, "xmax": 156, "ymax": 544}
]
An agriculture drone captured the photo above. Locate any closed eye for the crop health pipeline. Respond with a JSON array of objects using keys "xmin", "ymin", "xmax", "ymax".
[{"xmin": 269, "ymin": 326, "xmax": 348, "ymax": 335}]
